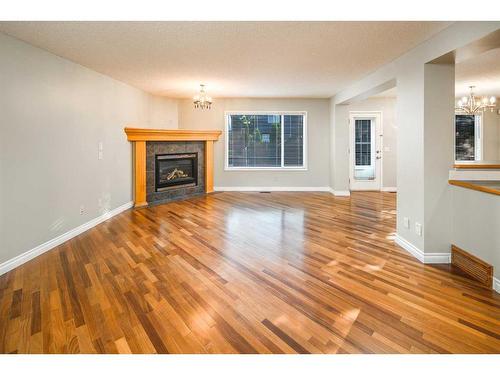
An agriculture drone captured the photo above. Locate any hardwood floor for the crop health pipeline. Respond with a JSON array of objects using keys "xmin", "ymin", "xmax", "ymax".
[{"xmin": 0, "ymin": 192, "xmax": 499, "ymax": 354}]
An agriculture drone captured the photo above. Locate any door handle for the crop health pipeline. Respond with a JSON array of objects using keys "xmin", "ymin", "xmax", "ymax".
[{"xmin": 376, "ymin": 156, "xmax": 381, "ymax": 160}]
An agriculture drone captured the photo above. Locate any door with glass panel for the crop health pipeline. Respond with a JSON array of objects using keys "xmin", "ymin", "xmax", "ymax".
[{"xmin": 349, "ymin": 112, "xmax": 382, "ymax": 191}]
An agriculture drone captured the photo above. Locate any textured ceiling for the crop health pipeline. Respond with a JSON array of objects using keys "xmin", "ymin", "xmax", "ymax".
[
  {"xmin": 369, "ymin": 48, "xmax": 500, "ymax": 99},
  {"xmin": 0, "ymin": 21, "xmax": 452, "ymax": 98},
  {"xmin": 455, "ymin": 47, "xmax": 500, "ymax": 98}
]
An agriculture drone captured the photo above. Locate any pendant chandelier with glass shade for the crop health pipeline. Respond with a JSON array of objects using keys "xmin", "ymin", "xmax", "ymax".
[
  {"xmin": 455, "ymin": 86, "xmax": 496, "ymax": 114},
  {"xmin": 193, "ymin": 84, "xmax": 212, "ymax": 110}
]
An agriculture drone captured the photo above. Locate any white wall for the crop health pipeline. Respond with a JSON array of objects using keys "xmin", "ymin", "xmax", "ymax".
[
  {"xmin": 331, "ymin": 103, "xmax": 350, "ymax": 192},
  {"xmin": 0, "ymin": 33, "xmax": 178, "ymax": 266},
  {"xmin": 178, "ymin": 98, "xmax": 331, "ymax": 189},
  {"xmin": 451, "ymin": 186, "xmax": 500, "ymax": 279},
  {"xmin": 333, "ymin": 97, "xmax": 397, "ymax": 190},
  {"xmin": 423, "ymin": 63, "xmax": 455, "ymax": 254},
  {"xmin": 481, "ymin": 110, "xmax": 500, "ymax": 161},
  {"xmin": 329, "ymin": 99, "xmax": 336, "ymax": 189}
]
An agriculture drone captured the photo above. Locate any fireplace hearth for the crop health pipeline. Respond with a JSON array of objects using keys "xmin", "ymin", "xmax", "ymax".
[{"xmin": 155, "ymin": 153, "xmax": 198, "ymax": 191}]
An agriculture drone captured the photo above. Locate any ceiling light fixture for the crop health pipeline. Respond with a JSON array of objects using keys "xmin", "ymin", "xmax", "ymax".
[
  {"xmin": 456, "ymin": 86, "xmax": 496, "ymax": 114},
  {"xmin": 193, "ymin": 84, "xmax": 212, "ymax": 110}
]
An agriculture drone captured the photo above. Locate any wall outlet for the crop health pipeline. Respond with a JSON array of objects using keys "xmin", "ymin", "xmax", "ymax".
[
  {"xmin": 403, "ymin": 217, "xmax": 410, "ymax": 229},
  {"xmin": 415, "ymin": 222, "xmax": 422, "ymax": 236},
  {"xmin": 79, "ymin": 205, "xmax": 85, "ymax": 215}
]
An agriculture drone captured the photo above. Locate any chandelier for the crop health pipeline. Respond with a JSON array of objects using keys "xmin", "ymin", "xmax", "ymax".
[
  {"xmin": 193, "ymin": 84, "xmax": 212, "ymax": 110},
  {"xmin": 456, "ymin": 86, "xmax": 496, "ymax": 114}
]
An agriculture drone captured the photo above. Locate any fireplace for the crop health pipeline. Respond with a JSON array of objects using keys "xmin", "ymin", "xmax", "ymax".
[{"xmin": 155, "ymin": 153, "xmax": 198, "ymax": 191}]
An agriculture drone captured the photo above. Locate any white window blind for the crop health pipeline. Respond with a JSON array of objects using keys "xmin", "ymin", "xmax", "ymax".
[{"xmin": 226, "ymin": 112, "xmax": 306, "ymax": 170}]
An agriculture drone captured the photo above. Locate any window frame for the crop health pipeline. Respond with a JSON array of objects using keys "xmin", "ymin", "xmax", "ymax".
[
  {"xmin": 454, "ymin": 113, "xmax": 483, "ymax": 162},
  {"xmin": 224, "ymin": 111, "xmax": 308, "ymax": 171}
]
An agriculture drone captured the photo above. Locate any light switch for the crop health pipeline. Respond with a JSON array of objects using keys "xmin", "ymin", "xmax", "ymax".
[
  {"xmin": 98, "ymin": 142, "xmax": 103, "ymax": 160},
  {"xmin": 415, "ymin": 222, "xmax": 422, "ymax": 236},
  {"xmin": 403, "ymin": 217, "xmax": 410, "ymax": 229}
]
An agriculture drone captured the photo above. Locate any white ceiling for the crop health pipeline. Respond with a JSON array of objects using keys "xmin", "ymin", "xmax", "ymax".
[
  {"xmin": 0, "ymin": 21, "xmax": 452, "ymax": 98},
  {"xmin": 368, "ymin": 48, "xmax": 500, "ymax": 99},
  {"xmin": 370, "ymin": 87, "xmax": 398, "ymax": 98},
  {"xmin": 455, "ymin": 47, "xmax": 500, "ymax": 98}
]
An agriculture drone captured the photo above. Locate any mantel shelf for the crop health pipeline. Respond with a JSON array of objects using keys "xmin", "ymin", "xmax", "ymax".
[{"xmin": 124, "ymin": 127, "xmax": 222, "ymax": 142}]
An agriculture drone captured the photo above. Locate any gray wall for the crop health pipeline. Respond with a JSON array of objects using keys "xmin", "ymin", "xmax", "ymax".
[
  {"xmin": 451, "ymin": 186, "xmax": 500, "ymax": 279},
  {"xmin": 423, "ymin": 63, "xmax": 455, "ymax": 254},
  {"xmin": 178, "ymin": 98, "xmax": 331, "ymax": 189},
  {"xmin": 0, "ymin": 33, "xmax": 178, "ymax": 265},
  {"xmin": 331, "ymin": 103, "xmax": 350, "ymax": 192},
  {"xmin": 482, "ymin": 110, "xmax": 500, "ymax": 161}
]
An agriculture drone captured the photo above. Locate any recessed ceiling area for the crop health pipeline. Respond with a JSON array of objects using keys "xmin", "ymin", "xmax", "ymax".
[
  {"xmin": 370, "ymin": 87, "xmax": 397, "ymax": 98},
  {"xmin": 365, "ymin": 47, "xmax": 500, "ymax": 100},
  {"xmin": 456, "ymin": 47, "xmax": 500, "ymax": 98},
  {"xmin": 0, "ymin": 21, "xmax": 452, "ymax": 98}
]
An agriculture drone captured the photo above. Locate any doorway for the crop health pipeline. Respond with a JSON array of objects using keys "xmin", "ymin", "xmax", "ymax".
[{"xmin": 349, "ymin": 111, "xmax": 383, "ymax": 191}]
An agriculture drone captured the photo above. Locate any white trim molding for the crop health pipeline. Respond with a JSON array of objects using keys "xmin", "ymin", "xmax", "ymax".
[
  {"xmin": 423, "ymin": 252, "xmax": 452, "ymax": 264},
  {"xmin": 493, "ymin": 277, "xmax": 500, "ymax": 294},
  {"xmin": 449, "ymin": 169, "xmax": 500, "ymax": 181},
  {"xmin": 214, "ymin": 186, "xmax": 330, "ymax": 192},
  {"xmin": 0, "ymin": 201, "xmax": 133, "ymax": 276},
  {"xmin": 394, "ymin": 234, "xmax": 451, "ymax": 264},
  {"xmin": 330, "ymin": 189, "xmax": 351, "ymax": 197},
  {"xmin": 395, "ymin": 235, "xmax": 424, "ymax": 263},
  {"xmin": 381, "ymin": 187, "xmax": 397, "ymax": 192}
]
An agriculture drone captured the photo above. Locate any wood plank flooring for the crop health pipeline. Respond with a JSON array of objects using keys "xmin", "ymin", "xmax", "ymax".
[{"xmin": 0, "ymin": 192, "xmax": 499, "ymax": 353}]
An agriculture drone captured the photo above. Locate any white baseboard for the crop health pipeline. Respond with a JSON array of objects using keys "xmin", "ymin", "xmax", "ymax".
[
  {"xmin": 0, "ymin": 201, "xmax": 133, "ymax": 276},
  {"xmin": 493, "ymin": 277, "xmax": 500, "ymax": 294},
  {"xmin": 381, "ymin": 187, "xmax": 397, "ymax": 192},
  {"xmin": 394, "ymin": 234, "xmax": 451, "ymax": 264},
  {"xmin": 213, "ymin": 186, "xmax": 331, "ymax": 192},
  {"xmin": 328, "ymin": 188, "xmax": 351, "ymax": 197},
  {"xmin": 395, "ymin": 235, "xmax": 425, "ymax": 263},
  {"xmin": 424, "ymin": 252, "xmax": 452, "ymax": 264}
]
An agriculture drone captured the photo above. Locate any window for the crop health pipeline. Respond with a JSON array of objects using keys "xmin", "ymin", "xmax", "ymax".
[
  {"xmin": 455, "ymin": 114, "xmax": 482, "ymax": 161},
  {"xmin": 355, "ymin": 119, "xmax": 372, "ymax": 166},
  {"xmin": 225, "ymin": 112, "xmax": 306, "ymax": 169}
]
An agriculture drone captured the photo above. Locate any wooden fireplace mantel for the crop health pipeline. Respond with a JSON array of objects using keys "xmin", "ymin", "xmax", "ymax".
[{"xmin": 124, "ymin": 127, "xmax": 222, "ymax": 208}]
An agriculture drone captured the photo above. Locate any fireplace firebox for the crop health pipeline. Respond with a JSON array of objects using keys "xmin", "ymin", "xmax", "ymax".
[{"xmin": 155, "ymin": 153, "xmax": 198, "ymax": 191}]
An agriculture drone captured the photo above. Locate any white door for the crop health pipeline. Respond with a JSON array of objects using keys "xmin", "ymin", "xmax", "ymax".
[{"xmin": 349, "ymin": 112, "xmax": 382, "ymax": 191}]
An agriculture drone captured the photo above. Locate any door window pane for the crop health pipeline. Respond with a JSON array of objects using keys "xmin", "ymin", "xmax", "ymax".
[{"xmin": 354, "ymin": 119, "xmax": 375, "ymax": 180}]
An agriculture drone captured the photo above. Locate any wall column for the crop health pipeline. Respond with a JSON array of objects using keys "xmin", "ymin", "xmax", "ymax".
[
  {"xmin": 332, "ymin": 103, "xmax": 350, "ymax": 194},
  {"xmin": 396, "ymin": 61, "xmax": 455, "ymax": 259},
  {"xmin": 423, "ymin": 62, "xmax": 455, "ymax": 255}
]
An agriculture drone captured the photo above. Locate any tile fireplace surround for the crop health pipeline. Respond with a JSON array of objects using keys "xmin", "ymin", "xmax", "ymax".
[
  {"xmin": 124, "ymin": 127, "xmax": 222, "ymax": 207},
  {"xmin": 146, "ymin": 142, "xmax": 204, "ymax": 205}
]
